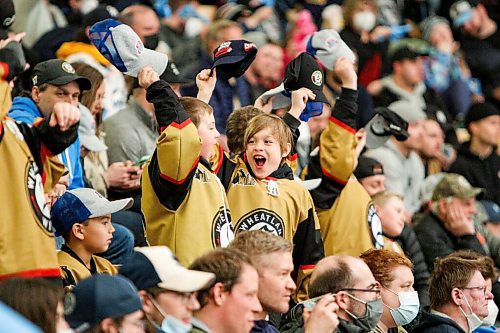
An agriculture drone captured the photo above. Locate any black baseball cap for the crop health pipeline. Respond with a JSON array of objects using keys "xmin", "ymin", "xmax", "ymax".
[
  {"xmin": 0, "ymin": 0, "xmax": 15, "ymax": 29},
  {"xmin": 465, "ymin": 102, "xmax": 499, "ymax": 128},
  {"xmin": 365, "ymin": 107, "xmax": 409, "ymax": 149},
  {"xmin": 354, "ymin": 156, "xmax": 385, "ymax": 180},
  {"xmin": 212, "ymin": 39, "xmax": 258, "ymax": 78},
  {"xmin": 391, "ymin": 43, "xmax": 428, "ymax": 63},
  {"xmin": 31, "ymin": 59, "xmax": 91, "ymax": 91},
  {"xmin": 283, "ymin": 52, "xmax": 330, "ymax": 106}
]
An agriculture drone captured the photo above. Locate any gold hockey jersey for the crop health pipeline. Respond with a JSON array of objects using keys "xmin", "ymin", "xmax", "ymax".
[{"xmin": 141, "ymin": 81, "xmax": 233, "ymax": 266}]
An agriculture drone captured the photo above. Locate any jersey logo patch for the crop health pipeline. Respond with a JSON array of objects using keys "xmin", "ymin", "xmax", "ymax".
[
  {"xmin": 235, "ymin": 208, "xmax": 284, "ymax": 236},
  {"xmin": 212, "ymin": 207, "xmax": 234, "ymax": 248},
  {"xmin": 27, "ymin": 161, "xmax": 54, "ymax": 234},
  {"xmin": 232, "ymin": 169, "xmax": 256, "ymax": 186},
  {"xmin": 367, "ymin": 203, "xmax": 383, "ymax": 249},
  {"xmin": 194, "ymin": 168, "xmax": 210, "ymax": 183}
]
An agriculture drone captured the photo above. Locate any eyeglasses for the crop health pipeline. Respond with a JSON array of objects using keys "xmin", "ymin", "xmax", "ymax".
[
  {"xmin": 462, "ymin": 286, "xmax": 488, "ymax": 295},
  {"xmin": 340, "ymin": 283, "xmax": 381, "ymax": 296},
  {"xmin": 162, "ymin": 291, "xmax": 197, "ymax": 306}
]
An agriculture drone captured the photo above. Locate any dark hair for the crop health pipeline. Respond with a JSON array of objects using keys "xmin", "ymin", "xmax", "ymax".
[
  {"xmin": 189, "ymin": 248, "xmax": 252, "ymax": 307},
  {"xmin": 72, "ymin": 62, "xmax": 105, "ymax": 130},
  {"xmin": 308, "ymin": 259, "xmax": 354, "ymax": 298},
  {"xmin": 226, "ymin": 106, "xmax": 264, "ymax": 154},
  {"xmin": 0, "ymin": 278, "xmax": 64, "ymax": 333}
]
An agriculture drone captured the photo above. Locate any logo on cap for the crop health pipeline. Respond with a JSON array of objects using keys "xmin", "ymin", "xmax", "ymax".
[
  {"xmin": 215, "ymin": 41, "xmax": 233, "ymax": 58},
  {"xmin": 244, "ymin": 42, "xmax": 256, "ymax": 52},
  {"xmin": 171, "ymin": 63, "xmax": 180, "ymax": 75},
  {"xmin": 311, "ymin": 70, "xmax": 323, "ymax": 86},
  {"xmin": 63, "ymin": 292, "xmax": 77, "ymax": 316},
  {"xmin": 135, "ymin": 40, "xmax": 144, "ymax": 55},
  {"xmin": 3, "ymin": 15, "xmax": 15, "ymax": 27},
  {"xmin": 325, "ymin": 37, "xmax": 338, "ymax": 49},
  {"xmin": 62, "ymin": 62, "xmax": 76, "ymax": 74},
  {"xmin": 32, "ymin": 75, "xmax": 38, "ymax": 85}
]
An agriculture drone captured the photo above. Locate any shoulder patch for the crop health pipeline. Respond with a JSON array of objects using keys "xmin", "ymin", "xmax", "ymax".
[
  {"xmin": 212, "ymin": 207, "xmax": 233, "ymax": 247},
  {"xmin": 367, "ymin": 203, "xmax": 384, "ymax": 249}
]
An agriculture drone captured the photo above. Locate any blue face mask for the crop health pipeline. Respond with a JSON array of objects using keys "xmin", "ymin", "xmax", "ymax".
[
  {"xmin": 384, "ymin": 289, "xmax": 420, "ymax": 326},
  {"xmin": 299, "ymin": 101, "xmax": 324, "ymax": 122},
  {"xmin": 149, "ymin": 295, "xmax": 192, "ymax": 333}
]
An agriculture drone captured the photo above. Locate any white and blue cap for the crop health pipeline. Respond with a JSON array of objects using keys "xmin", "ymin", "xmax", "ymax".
[
  {"xmin": 449, "ymin": 0, "xmax": 474, "ymax": 27},
  {"xmin": 89, "ymin": 18, "xmax": 168, "ymax": 77},
  {"xmin": 51, "ymin": 188, "xmax": 133, "ymax": 236}
]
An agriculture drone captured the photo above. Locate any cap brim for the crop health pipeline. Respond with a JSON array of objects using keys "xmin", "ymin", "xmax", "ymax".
[
  {"xmin": 49, "ymin": 75, "xmax": 92, "ymax": 91},
  {"xmin": 314, "ymin": 39, "xmax": 356, "ymax": 71},
  {"xmin": 81, "ymin": 134, "xmax": 108, "ymax": 152},
  {"xmin": 365, "ymin": 114, "xmax": 391, "ymax": 149},
  {"xmin": 453, "ymin": 11, "xmax": 473, "ymax": 27},
  {"xmin": 213, "ymin": 54, "xmax": 247, "ymax": 68},
  {"xmin": 259, "ymin": 83, "xmax": 292, "ymax": 110},
  {"xmin": 459, "ymin": 187, "xmax": 484, "ymax": 199},
  {"xmin": 158, "ymin": 269, "xmax": 215, "ymax": 293},
  {"xmin": 313, "ymin": 89, "xmax": 330, "ymax": 106},
  {"xmin": 125, "ymin": 49, "xmax": 168, "ymax": 78},
  {"xmin": 89, "ymin": 198, "xmax": 134, "ymax": 218}
]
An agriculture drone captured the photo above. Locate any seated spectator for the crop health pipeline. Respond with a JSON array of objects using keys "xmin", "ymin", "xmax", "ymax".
[
  {"xmin": 0, "ymin": 278, "xmax": 70, "ymax": 333},
  {"xmin": 420, "ymin": 15, "xmax": 483, "ymax": 117},
  {"xmin": 119, "ymin": 246, "xmax": 215, "ymax": 332},
  {"xmin": 369, "ymin": 42, "xmax": 457, "ymax": 146},
  {"xmin": 118, "ymin": 5, "xmax": 163, "ymax": 52},
  {"xmin": 478, "ymin": 201, "xmax": 500, "ymax": 237},
  {"xmin": 340, "ymin": 0, "xmax": 391, "ymax": 87},
  {"xmin": 64, "ymin": 274, "xmax": 145, "ymax": 333},
  {"xmin": 412, "ymin": 256, "xmax": 493, "ymax": 333},
  {"xmin": 360, "ymin": 249, "xmax": 419, "ymax": 332},
  {"xmin": 50, "ymin": 188, "xmax": 133, "ymax": 288},
  {"xmin": 413, "ymin": 173, "xmax": 487, "ymax": 270},
  {"xmin": 8, "ymin": 59, "xmax": 91, "ymax": 189},
  {"xmin": 449, "ymin": 0, "xmax": 500, "ymax": 104},
  {"xmin": 419, "ymin": 118, "xmax": 452, "ymax": 175},
  {"xmin": 450, "ymin": 102, "xmax": 499, "ymax": 205},
  {"xmin": 354, "ymin": 156, "xmax": 386, "ymax": 196},
  {"xmin": 189, "ymin": 248, "xmax": 262, "ymax": 333},
  {"xmin": 230, "ymin": 230, "xmax": 340, "ymax": 333},
  {"xmin": 364, "ymin": 99, "xmax": 426, "ymax": 215},
  {"xmin": 282, "ymin": 255, "xmax": 383, "ymax": 332}
]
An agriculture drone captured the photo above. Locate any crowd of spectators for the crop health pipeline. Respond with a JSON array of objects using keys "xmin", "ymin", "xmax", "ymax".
[{"xmin": 0, "ymin": 0, "xmax": 499, "ymax": 332}]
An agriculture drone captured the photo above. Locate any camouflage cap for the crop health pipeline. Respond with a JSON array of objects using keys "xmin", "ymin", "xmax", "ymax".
[{"xmin": 431, "ymin": 173, "xmax": 483, "ymax": 201}]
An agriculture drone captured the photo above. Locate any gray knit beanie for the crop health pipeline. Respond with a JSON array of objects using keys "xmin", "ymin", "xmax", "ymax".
[{"xmin": 420, "ymin": 16, "xmax": 450, "ymax": 42}]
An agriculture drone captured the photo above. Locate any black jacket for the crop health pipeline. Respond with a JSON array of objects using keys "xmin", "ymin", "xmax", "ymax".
[
  {"xmin": 449, "ymin": 142, "xmax": 499, "ymax": 205},
  {"xmin": 411, "ymin": 310, "xmax": 466, "ymax": 333},
  {"xmin": 397, "ymin": 224, "xmax": 430, "ymax": 307},
  {"xmin": 413, "ymin": 212, "xmax": 487, "ymax": 270}
]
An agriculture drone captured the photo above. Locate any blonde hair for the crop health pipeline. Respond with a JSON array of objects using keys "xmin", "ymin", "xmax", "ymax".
[
  {"xmin": 244, "ymin": 114, "xmax": 292, "ymax": 157},
  {"xmin": 179, "ymin": 97, "xmax": 213, "ymax": 127},
  {"xmin": 372, "ymin": 191, "xmax": 404, "ymax": 207},
  {"xmin": 230, "ymin": 230, "xmax": 292, "ymax": 261}
]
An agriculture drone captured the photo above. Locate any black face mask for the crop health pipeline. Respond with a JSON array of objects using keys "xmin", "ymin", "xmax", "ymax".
[{"xmin": 144, "ymin": 33, "xmax": 159, "ymax": 50}]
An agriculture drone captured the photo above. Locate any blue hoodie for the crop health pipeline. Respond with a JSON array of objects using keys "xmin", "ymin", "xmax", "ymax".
[{"xmin": 8, "ymin": 97, "xmax": 84, "ymax": 189}]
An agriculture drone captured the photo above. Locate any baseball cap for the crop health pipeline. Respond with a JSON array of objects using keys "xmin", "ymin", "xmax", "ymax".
[
  {"xmin": 464, "ymin": 102, "xmax": 500, "ymax": 128},
  {"xmin": 431, "ymin": 173, "xmax": 483, "ymax": 201},
  {"xmin": 480, "ymin": 200, "xmax": 500, "ymax": 223},
  {"xmin": 78, "ymin": 105, "xmax": 107, "ymax": 152},
  {"xmin": 449, "ymin": 0, "xmax": 475, "ymax": 27},
  {"xmin": 365, "ymin": 107, "xmax": 409, "ymax": 149},
  {"xmin": 89, "ymin": 18, "xmax": 168, "ymax": 78},
  {"xmin": 306, "ymin": 29, "xmax": 355, "ymax": 70},
  {"xmin": 283, "ymin": 52, "xmax": 330, "ymax": 106},
  {"xmin": 31, "ymin": 60, "xmax": 91, "ymax": 91},
  {"xmin": 51, "ymin": 188, "xmax": 133, "ymax": 236},
  {"xmin": 354, "ymin": 156, "xmax": 385, "ymax": 180},
  {"xmin": 0, "ymin": 0, "xmax": 15, "ymax": 29},
  {"xmin": 64, "ymin": 274, "xmax": 142, "ymax": 331},
  {"xmin": 388, "ymin": 100, "xmax": 427, "ymax": 123},
  {"xmin": 212, "ymin": 39, "xmax": 258, "ymax": 78},
  {"xmin": 119, "ymin": 246, "xmax": 216, "ymax": 292}
]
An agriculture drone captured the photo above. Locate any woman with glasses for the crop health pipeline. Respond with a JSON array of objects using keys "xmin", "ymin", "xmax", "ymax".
[{"xmin": 360, "ymin": 249, "xmax": 420, "ymax": 333}]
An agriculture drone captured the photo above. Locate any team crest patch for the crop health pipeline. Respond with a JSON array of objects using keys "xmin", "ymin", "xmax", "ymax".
[
  {"xmin": 235, "ymin": 208, "xmax": 284, "ymax": 236},
  {"xmin": 311, "ymin": 70, "xmax": 323, "ymax": 86},
  {"xmin": 62, "ymin": 62, "xmax": 75, "ymax": 74},
  {"xmin": 26, "ymin": 161, "xmax": 54, "ymax": 234},
  {"xmin": 135, "ymin": 39, "xmax": 144, "ymax": 55},
  {"xmin": 325, "ymin": 37, "xmax": 338, "ymax": 49},
  {"xmin": 231, "ymin": 169, "xmax": 256, "ymax": 186},
  {"xmin": 215, "ymin": 41, "xmax": 232, "ymax": 58},
  {"xmin": 212, "ymin": 207, "xmax": 234, "ymax": 247},
  {"xmin": 367, "ymin": 203, "xmax": 383, "ymax": 249},
  {"xmin": 244, "ymin": 42, "xmax": 256, "ymax": 52}
]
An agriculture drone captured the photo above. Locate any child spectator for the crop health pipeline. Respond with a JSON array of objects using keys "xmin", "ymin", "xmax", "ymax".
[
  {"xmin": 372, "ymin": 191, "xmax": 406, "ymax": 253},
  {"xmin": 50, "ymin": 188, "xmax": 133, "ymax": 288}
]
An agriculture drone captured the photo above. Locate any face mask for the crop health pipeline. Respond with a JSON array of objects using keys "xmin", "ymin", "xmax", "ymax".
[
  {"xmin": 352, "ymin": 11, "xmax": 377, "ymax": 32},
  {"xmin": 482, "ymin": 300, "xmax": 499, "ymax": 327},
  {"xmin": 345, "ymin": 293, "xmax": 384, "ymax": 332},
  {"xmin": 144, "ymin": 33, "xmax": 160, "ymax": 50},
  {"xmin": 384, "ymin": 289, "xmax": 420, "ymax": 326},
  {"xmin": 300, "ymin": 101, "xmax": 324, "ymax": 122},
  {"xmin": 458, "ymin": 290, "xmax": 483, "ymax": 333},
  {"xmin": 149, "ymin": 294, "xmax": 193, "ymax": 333}
]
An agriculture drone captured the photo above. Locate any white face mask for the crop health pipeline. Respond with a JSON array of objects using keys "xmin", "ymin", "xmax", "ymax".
[
  {"xmin": 459, "ymin": 291, "xmax": 483, "ymax": 333},
  {"xmin": 352, "ymin": 11, "xmax": 377, "ymax": 32},
  {"xmin": 149, "ymin": 294, "xmax": 192, "ymax": 333},
  {"xmin": 385, "ymin": 289, "xmax": 420, "ymax": 326},
  {"xmin": 482, "ymin": 300, "xmax": 499, "ymax": 327},
  {"xmin": 57, "ymin": 329, "xmax": 74, "ymax": 333}
]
